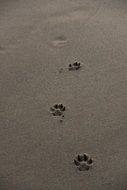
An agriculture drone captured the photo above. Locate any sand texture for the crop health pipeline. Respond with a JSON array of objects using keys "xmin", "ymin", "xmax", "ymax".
[{"xmin": 0, "ymin": 0, "xmax": 127, "ymax": 189}]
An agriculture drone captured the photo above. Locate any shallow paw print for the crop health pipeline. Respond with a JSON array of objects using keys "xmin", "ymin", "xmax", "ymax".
[
  {"xmin": 74, "ymin": 153, "xmax": 93, "ymax": 171},
  {"xmin": 68, "ymin": 62, "xmax": 81, "ymax": 71},
  {"xmin": 50, "ymin": 104, "xmax": 66, "ymax": 119},
  {"xmin": 52, "ymin": 35, "xmax": 67, "ymax": 48}
]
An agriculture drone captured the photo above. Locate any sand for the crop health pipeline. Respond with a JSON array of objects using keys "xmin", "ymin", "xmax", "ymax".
[{"xmin": 0, "ymin": 0, "xmax": 127, "ymax": 189}]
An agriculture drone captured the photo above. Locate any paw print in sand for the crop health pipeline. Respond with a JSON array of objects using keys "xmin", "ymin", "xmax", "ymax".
[
  {"xmin": 68, "ymin": 62, "xmax": 81, "ymax": 71},
  {"xmin": 74, "ymin": 153, "xmax": 93, "ymax": 171},
  {"xmin": 50, "ymin": 104, "xmax": 66, "ymax": 116}
]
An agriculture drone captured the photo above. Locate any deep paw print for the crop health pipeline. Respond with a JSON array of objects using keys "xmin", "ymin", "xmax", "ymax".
[
  {"xmin": 74, "ymin": 153, "xmax": 93, "ymax": 171},
  {"xmin": 58, "ymin": 62, "xmax": 82, "ymax": 74},
  {"xmin": 68, "ymin": 62, "xmax": 81, "ymax": 71},
  {"xmin": 50, "ymin": 103, "xmax": 66, "ymax": 117}
]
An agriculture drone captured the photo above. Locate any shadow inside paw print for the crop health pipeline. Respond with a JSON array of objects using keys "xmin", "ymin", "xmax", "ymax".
[
  {"xmin": 50, "ymin": 104, "xmax": 66, "ymax": 116},
  {"xmin": 68, "ymin": 62, "xmax": 81, "ymax": 71},
  {"xmin": 74, "ymin": 153, "xmax": 93, "ymax": 171}
]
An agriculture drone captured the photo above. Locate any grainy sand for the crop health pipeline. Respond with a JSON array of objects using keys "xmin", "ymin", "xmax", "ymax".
[{"xmin": 0, "ymin": 0, "xmax": 127, "ymax": 189}]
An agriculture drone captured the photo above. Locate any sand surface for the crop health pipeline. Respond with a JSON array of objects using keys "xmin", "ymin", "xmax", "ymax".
[{"xmin": 0, "ymin": 0, "xmax": 127, "ymax": 189}]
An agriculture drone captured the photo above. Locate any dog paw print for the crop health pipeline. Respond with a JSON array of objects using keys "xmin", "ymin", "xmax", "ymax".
[
  {"xmin": 50, "ymin": 103, "xmax": 66, "ymax": 117},
  {"xmin": 52, "ymin": 35, "xmax": 67, "ymax": 48},
  {"xmin": 68, "ymin": 62, "xmax": 81, "ymax": 71},
  {"xmin": 74, "ymin": 153, "xmax": 93, "ymax": 171}
]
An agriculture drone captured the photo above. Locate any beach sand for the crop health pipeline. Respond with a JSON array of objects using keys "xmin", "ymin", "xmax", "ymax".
[{"xmin": 0, "ymin": 0, "xmax": 127, "ymax": 189}]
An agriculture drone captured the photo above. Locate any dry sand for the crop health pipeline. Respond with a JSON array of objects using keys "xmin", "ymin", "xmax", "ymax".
[{"xmin": 0, "ymin": 0, "xmax": 127, "ymax": 189}]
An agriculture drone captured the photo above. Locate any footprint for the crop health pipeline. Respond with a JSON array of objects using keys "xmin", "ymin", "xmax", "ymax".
[
  {"xmin": 50, "ymin": 103, "xmax": 66, "ymax": 122},
  {"xmin": 74, "ymin": 153, "xmax": 93, "ymax": 171},
  {"xmin": 52, "ymin": 35, "xmax": 67, "ymax": 48},
  {"xmin": 59, "ymin": 62, "xmax": 82, "ymax": 74},
  {"xmin": 68, "ymin": 62, "xmax": 82, "ymax": 71}
]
